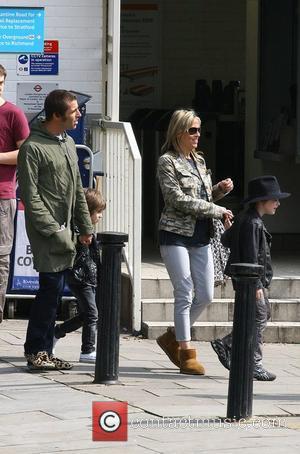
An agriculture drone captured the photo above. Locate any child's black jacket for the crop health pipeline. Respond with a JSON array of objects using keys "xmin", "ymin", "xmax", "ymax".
[
  {"xmin": 70, "ymin": 235, "xmax": 101, "ymax": 287},
  {"xmin": 221, "ymin": 207, "xmax": 273, "ymax": 289}
]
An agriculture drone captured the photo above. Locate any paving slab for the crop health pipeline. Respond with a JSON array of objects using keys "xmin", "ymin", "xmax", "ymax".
[{"xmin": 0, "ymin": 319, "xmax": 300, "ymax": 453}]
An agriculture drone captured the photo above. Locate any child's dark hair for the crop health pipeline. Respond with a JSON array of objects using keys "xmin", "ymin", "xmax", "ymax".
[
  {"xmin": 249, "ymin": 201, "xmax": 268, "ymax": 209},
  {"xmin": 84, "ymin": 188, "xmax": 106, "ymax": 214}
]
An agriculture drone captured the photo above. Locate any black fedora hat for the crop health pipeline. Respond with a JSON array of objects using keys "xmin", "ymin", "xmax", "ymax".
[{"xmin": 243, "ymin": 175, "xmax": 290, "ymax": 204}]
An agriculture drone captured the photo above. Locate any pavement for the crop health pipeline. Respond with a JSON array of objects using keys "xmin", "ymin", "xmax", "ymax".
[{"xmin": 0, "ymin": 319, "xmax": 300, "ymax": 454}]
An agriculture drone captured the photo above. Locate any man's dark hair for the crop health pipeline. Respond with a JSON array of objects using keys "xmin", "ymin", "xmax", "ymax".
[
  {"xmin": 44, "ymin": 89, "xmax": 77, "ymax": 121},
  {"xmin": 0, "ymin": 64, "xmax": 7, "ymax": 79}
]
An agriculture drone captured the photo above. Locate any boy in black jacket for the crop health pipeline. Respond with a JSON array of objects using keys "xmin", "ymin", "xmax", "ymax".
[
  {"xmin": 53, "ymin": 189, "xmax": 106, "ymax": 363},
  {"xmin": 211, "ymin": 176, "xmax": 290, "ymax": 381}
]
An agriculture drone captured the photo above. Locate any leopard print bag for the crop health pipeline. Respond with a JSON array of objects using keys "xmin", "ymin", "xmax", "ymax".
[{"xmin": 211, "ymin": 218, "xmax": 230, "ymax": 287}]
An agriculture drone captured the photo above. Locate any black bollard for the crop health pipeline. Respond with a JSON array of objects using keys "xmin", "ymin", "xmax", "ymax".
[
  {"xmin": 94, "ymin": 232, "xmax": 128, "ymax": 384},
  {"xmin": 226, "ymin": 263, "xmax": 263, "ymax": 420}
]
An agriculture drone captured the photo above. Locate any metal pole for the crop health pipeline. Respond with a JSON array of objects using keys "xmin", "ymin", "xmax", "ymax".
[
  {"xmin": 226, "ymin": 263, "xmax": 263, "ymax": 420},
  {"xmin": 94, "ymin": 232, "xmax": 128, "ymax": 384}
]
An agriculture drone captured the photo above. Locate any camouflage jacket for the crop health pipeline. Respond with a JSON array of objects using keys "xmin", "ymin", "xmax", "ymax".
[{"xmin": 157, "ymin": 150, "xmax": 227, "ymax": 237}]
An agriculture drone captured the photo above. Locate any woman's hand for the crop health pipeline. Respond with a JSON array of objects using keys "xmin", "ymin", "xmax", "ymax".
[
  {"xmin": 222, "ymin": 209, "xmax": 234, "ymax": 229},
  {"xmin": 224, "ymin": 217, "xmax": 232, "ymax": 230},
  {"xmin": 223, "ymin": 209, "xmax": 234, "ymax": 221},
  {"xmin": 218, "ymin": 178, "xmax": 234, "ymax": 194}
]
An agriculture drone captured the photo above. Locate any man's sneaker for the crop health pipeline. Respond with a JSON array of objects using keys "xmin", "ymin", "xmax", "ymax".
[
  {"xmin": 26, "ymin": 351, "xmax": 56, "ymax": 371},
  {"xmin": 253, "ymin": 366, "xmax": 276, "ymax": 381},
  {"xmin": 210, "ymin": 339, "xmax": 231, "ymax": 371},
  {"xmin": 49, "ymin": 354, "xmax": 73, "ymax": 370},
  {"xmin": 79, "ymin": 351, "xmax": 96, "ymax": 363}
]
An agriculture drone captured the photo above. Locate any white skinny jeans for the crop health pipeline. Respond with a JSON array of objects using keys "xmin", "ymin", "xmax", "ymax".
[{"xmin": 160, "ymin": 244, "xmax": 214, "ymax": 341}]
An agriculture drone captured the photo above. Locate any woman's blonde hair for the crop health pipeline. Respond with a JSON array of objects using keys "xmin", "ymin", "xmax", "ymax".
[{"xmin": 161, "ymin": 109, "xmax": 200, "ymax": 154}]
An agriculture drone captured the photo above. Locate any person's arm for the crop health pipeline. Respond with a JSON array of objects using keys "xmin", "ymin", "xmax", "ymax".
[
  {"xmin": 158, "ymin": 155, "xmax": 227, "ymax": 219},
  {"xmin": 73, "ymin": 166, "xmax": 94, "ymax": 239},
  {"xmin": 0, "ymin": 105, "xmax": 29, "ymax": 164},
  {"xmin": 17, "ymin": 144, "xmax": 61, "ymax": 236},
  {"xmin": 212, "ymin": 178, "xmax": 234, "ymax": 201},
  {"xmin": 0, "ymin": 139, "xmax": 27, "ymax": 165},
  {"xmin": 239, "ymin": 221, "xmax": 263, "ymax": 289},
  {"xmin": 212, "ymin": 182, "xmax": 225, "ymax": 201}
]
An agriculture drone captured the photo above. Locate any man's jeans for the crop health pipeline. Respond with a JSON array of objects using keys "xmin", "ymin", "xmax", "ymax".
[
  {"xmin": 55, "ymin": 273, "xmax": 98, "ymax": 354},
  {"xmin": 24, "ymin": 271, "xmax": 67, "ymax": 355},
  {"xmin": 0, "ymin": 199, "xmax": 16, "ymax": 323}
]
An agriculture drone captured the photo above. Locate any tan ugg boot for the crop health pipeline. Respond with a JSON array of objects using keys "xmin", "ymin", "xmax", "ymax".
[
  {"xmin": 156, "ymin": 327, "xmax": 180, "ymax": 367},
  {"xmin": 179, "ymin": 348, "xmax": 205, "ymax": 375}
]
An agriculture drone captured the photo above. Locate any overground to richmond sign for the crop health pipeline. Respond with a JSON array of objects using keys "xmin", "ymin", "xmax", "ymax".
[{"xmin": 0, "ymin": 7, "xmax": 44, "ymax": 53}]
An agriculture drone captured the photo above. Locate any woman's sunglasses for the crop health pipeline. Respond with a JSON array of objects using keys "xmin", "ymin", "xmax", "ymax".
[{"xmin": 187, "ymin": 127, "xmax": 201, "ymax": 135}]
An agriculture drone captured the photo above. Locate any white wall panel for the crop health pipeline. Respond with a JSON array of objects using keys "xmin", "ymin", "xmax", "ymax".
[{"xmin": 0, "ymin": 0, "xmax": 104, "ymax": 114}]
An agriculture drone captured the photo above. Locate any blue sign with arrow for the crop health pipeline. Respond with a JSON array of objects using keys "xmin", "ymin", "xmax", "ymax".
[{"xmin": 0, "ymin": 7, "xmax": 44, "ymax": 53}]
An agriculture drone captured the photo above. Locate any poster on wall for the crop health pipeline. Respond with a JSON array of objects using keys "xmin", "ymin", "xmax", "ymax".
[
  {"xmin": 120, "ymin": 1, "xmax": 161, "ymax": 120},
  {"xmin": 11, "ymin": 202, "xmax": 39, "ymax": 291},
  {"xmin": 16, "ymin": 82, "xmax": 59, "ymax": 113},
  {"xmin": 16, "ymin": 40, "xmax": 59, "ymax": 76}
]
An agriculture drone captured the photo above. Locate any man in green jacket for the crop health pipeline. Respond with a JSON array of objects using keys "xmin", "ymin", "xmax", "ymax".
[{"xmin": 18, "ymin": 90, "xmax": 94, "ymax": 370}]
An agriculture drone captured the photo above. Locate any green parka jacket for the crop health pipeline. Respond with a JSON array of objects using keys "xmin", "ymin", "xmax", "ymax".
[{"xmin": 17, "ymin": 121, "xmax": 93, "ymax": 272}]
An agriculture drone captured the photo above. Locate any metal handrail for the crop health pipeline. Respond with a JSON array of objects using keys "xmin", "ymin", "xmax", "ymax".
[
  {"xmin": 75, "ymin": 144, "xmax": 94, "ymax": 188},
  {"xmin": 91, "ymin": 119, "xmax": 142, "ymax": 331}
]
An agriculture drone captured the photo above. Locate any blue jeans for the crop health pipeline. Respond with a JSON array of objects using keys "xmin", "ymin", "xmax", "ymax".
[
  {"xmin": 24, "ymin": 271, "xmax": 67, "ymax": 355},
  {"xmin": 160, "ymin": 244, "xmax": 214, "ymax": 341},
  {"xmin": 55, "ymin": 273, "xmax": 98, "ymax": 354}
]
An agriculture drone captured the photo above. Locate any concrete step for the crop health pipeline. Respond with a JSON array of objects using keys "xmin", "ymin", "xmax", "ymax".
[
  {"xmin": 142, "ymin": 321, "xmax": 300, "ymax": 343},
  {"xmin": 141, "ymin": 277, "xmax": 300, "ymax": 300},
  {"xmin": 142, "ymin": 298, "xmax": 300, "ymax": 322}
]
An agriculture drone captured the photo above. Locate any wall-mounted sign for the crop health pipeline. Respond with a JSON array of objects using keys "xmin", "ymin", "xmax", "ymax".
[
  {"xmin": 17, "ymin": 82, "xmax": 59, "ymax": 113},
  {"xmin": 17, "ymin": 40, "xmax": 59, "ymax": 76},
  {"xmin": 0, "ymin": 7, "xmax": 44, "ymax": 53},
  {"xmin": 120, "ymin": 2, "xmax": 161, "ymax": 120}
]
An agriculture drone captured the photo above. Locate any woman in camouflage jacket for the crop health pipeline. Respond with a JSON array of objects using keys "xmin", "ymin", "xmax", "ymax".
[{"xmin": 156, "ymin": 109, "xmax": 234, "ymax": 375}]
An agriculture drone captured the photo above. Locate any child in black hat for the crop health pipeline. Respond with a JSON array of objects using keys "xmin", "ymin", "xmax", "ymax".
[{"xmin": 211, "ymin": 175, "xmax": 290, "ymax": 381}]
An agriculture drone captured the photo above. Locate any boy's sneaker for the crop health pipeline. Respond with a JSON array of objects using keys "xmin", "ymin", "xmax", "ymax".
[
  {"xmin": 26, "ymin": 351, "xmax": 56, "ymax": 371},
  {"xmin": 52, "ymin": 335, "xmax": 59, "ymax": 355},
  {"xmin": 79, "ymin": 351, "xmax": 96, "ymax": 363},
  {"xmin": 211, "ymin": 339, "xmax": 231, "ymax": 371},
  {"xmin": 253, "ymin": 366, "xmax": 276, "ymax": 381},
  {"xmin": 48, "ymin": 354, "xmax": 73, "ymax": 370}
]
